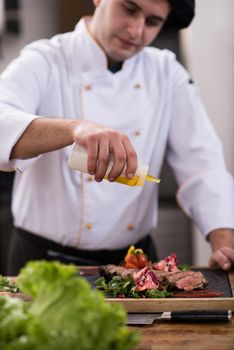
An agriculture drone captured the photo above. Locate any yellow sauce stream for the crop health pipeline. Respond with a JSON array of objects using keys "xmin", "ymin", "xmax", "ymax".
[
  {"xmin": 113, "ymin": 174, "xmax": 161, "ymax": 186},
  {"xmin": 145, "ymin": 174, "xmax": 161, "ymax": 184}
]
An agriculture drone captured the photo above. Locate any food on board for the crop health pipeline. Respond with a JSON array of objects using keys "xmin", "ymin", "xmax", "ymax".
[
  {"xmin": 97, "ymin": 249, "xmax": 208, "ymax": 298},
  {"xmin": 123, "ymin": 245, "xmax": 148, "ymax": 269},
  {"xmin": 153, "ymin": 253, "xmax": 179, "ymax": 272},
  {"xmin": 133, "ymin": 267, "xmax": 161, "ymax": 292}
]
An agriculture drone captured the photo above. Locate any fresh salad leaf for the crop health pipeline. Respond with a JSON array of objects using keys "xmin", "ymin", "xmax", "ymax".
[
  {"xmin": 0, "ymin": 297, "xmax": 30, "ymax": 342},
  {"xmin": 17, "ymin": 260, "xmax": 77, "ymax": 298},
  {"xmin": 0, "ymin": 261, "xmax": 139, "ymax": 350},
  {"xmin": 96, "ymin": 276, "xmax": 171, "ymax": 298},
  {"xmin": 144, "ymin": 289, "xmax": 171, "ymax": 298},
  {"xmin": 0, "ymin": 276, "xmax": 20, "ymax": 293},
  {"xmin": 178, "ymin": 264, "xmax": 190, "ymax": 272}
]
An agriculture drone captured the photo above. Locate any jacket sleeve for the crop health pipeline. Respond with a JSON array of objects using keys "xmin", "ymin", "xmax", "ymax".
[
  {"xmin": 0, "ymin": 42, "xmax": 51, "ymax": 171},
  {"xmin": 167, "ymin": 60, "xmax": 234, "ymax": 237}
]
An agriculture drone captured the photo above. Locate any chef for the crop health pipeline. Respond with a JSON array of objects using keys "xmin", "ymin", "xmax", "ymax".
[{"xmin": 0, "ymin": 0, "xmax": 234, "ymax": 275}]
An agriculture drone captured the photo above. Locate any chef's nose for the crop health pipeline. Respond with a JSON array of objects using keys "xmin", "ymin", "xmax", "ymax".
[{"xmin": 127, "ymin": 16, "xmax": 145, "ymax": 40}]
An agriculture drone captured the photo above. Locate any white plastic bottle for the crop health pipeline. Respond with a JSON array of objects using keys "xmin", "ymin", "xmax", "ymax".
[{"xmin": 68, "ymin": 143, "xmax": 160, "ymax": 187}]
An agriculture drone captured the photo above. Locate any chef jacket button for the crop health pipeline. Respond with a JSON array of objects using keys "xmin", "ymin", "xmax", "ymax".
[
  {"xmin": 86, "ymin": 223, "xmax": 93, "ymax": 230},
  {"xmin": 87, "ymin": 175, "xmax": 94, "ymax": 182},
  {"xmin": 134, "ymin": 130, "xmax": 141, "ymax": 137},
  {"xmin": 134, "ymin": 83, "xmax": 142, "ymax": 89},
  {"xmin": 84, "ymin": 84, "xmax": 93, "ymax": 91},
  {"xmin": 127, "ymin": 224, "xmax": 135, "ymax": 231}
]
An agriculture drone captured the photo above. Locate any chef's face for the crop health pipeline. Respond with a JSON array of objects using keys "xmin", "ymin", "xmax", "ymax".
[{"xmin": 90, "ymin": 0, "xmax": 171, "ymax": 64}]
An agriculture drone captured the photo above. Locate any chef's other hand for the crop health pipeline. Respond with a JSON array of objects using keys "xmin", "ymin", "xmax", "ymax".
[
  {"xmin": 209, "ymin": 247, "xmax": 234, "ymax": 271},
  {"xmin": 208, "ymin": 229, "xmax": 234, "ymax": 271},
  {"xmin": 73, "ymin": 120, "xmax": 137, "ymax": 182}
]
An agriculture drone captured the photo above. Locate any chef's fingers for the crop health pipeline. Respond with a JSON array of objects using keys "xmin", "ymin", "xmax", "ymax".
[
  {"xmin": 94, "ymin": 137, "xmax": 110, "ymax": 181},
  {"xmin": 209, "ymin": 250, "xmax": 231, "ymax": 270},
  {"xmin": 209, "ymin": 248, "xmax": 233, "ymax": 271},
  {"xmin": 86, "ymin": 136, "xmax": 99, "ymax": 175},
  {"xmin": 218, "ymin": 247, "xmax": 234, "ymax": 268},
  {"xmin": 122, "ymin": 137, "xmax": 138, "ymax": 179},
  {"xmin": 221, "ymin": 247, "xmax": 234, "ymax": 263},
  {"xmin": 107, "ymin": 135, "xmax": 128, "ymax": 181}
]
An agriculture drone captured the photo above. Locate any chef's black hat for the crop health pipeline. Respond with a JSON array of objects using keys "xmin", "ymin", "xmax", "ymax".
[{"xmin": 164, "ymin": 0, "xmax": 195, "ymax": 30}]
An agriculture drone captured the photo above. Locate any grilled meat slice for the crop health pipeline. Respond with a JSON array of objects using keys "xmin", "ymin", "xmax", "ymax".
[
  {"xmin": 171, "ymin": 271, "xmax": 208, "ymax": 291},
  {"xmin": 152, "ymin": 270, "xmax": 171, "ymax": 282},
  {"xmin": 154, "ymin": 270, "xmax": 208, "ymax": 291},
  {"xmin": 98, "ymin": 264, "xmax": 137, "ymax": 280}
]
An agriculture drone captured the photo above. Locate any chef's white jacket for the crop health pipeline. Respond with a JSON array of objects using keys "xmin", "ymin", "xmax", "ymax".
[{"xmin": 0, "ymin": 18, "xmax": 234, "ymax": 250}]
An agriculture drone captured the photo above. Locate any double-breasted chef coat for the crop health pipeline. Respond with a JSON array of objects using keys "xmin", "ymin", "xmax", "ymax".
[{"xmin": 0, "ymin": 18, "xmax": 233, "ymax": 250}]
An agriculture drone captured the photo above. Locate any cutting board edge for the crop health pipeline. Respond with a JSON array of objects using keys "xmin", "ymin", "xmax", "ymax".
[{"xmin": 107, "ymin": 297, "xmax": 234, "ymax": 312}]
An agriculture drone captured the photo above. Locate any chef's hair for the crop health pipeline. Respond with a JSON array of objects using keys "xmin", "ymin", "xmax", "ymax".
[{"xmin": 165, "ymin": 0, "xmax": 195, "ymax": 30}]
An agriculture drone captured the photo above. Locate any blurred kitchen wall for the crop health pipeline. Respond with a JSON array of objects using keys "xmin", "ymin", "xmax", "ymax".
[
  {"xmin": 0, "ymin": 0, "xmax": 57, "ymax": 72},
  {"xmin": 0, "ymin": 0, "xmax": 4, "ymax": 33},
  {"xmin": 180, "ymin": 0, "xmax": 234, "ymax": 265}
]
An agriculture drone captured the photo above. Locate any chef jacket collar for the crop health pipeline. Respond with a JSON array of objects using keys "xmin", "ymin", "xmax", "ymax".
[{"xmin": 73, "ymin": 17, "xmax": 139, "ymax": 76}]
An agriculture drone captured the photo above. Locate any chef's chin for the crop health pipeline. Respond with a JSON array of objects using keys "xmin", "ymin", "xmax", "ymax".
[{"xmin": 107, "ymin": 46, "xmax": 139, "ymax": 64}]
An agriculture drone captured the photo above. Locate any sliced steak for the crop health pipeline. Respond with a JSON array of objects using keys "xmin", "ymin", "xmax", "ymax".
[
  {"xmin": 98, "ymin": 264, "xmax": 137, "ymax": 280},
  {"xmin": 152, "ymin": 270, "xmax": 171, "ymax": 283},
  {"xmin": 165, "ymin": 271, "xmax": 208, "ymax": 291},
  {"xmin": 163, "ymin": 271, "xmax": 191, "ymax": 283},
  {"xmin": 172, "ymin": 271, "xmax": 208, "ymax": 291},
  {"xmin": 152, "ymin": 270, "xmax": 208, "ymax": 291}
]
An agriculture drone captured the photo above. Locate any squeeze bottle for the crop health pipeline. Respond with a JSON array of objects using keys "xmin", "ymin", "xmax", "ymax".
[{"xmin": 68, "ymin": 143, "xmax": 160, "ymax": 187}]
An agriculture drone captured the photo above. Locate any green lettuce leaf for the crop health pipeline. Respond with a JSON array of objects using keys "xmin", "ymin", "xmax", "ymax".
[{"xmin": 0, "ymin": 261, "xmax": 139, "ymax": 350}]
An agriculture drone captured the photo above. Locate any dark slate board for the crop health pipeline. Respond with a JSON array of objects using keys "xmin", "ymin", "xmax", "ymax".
[
  {"xmin": 192, "ymin": 268, "xmax": 232, "ymax": 297},
  {"xmin": 85, "ymin": 268, "xmax": 233, "ymax": 298}
]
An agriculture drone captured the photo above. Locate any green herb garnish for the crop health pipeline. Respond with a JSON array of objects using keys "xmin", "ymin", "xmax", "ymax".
[
  {"xmin": 96, "ymin": 276, "xmax": 171, "ymax": 298},
  {"xmin": 178, "ymin": 264, "xmax": 190, "ymax": 272},
  {"xmin": 0, "ymin": 276, "xmax": 20, "ymax": 293}
]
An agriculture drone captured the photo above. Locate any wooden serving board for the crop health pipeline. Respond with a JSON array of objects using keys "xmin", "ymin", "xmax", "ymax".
[{"xmin": 79, "ymin": 266, "xmax": 234, "ymax": 313}]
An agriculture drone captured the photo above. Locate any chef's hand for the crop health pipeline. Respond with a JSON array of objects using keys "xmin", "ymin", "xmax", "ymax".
[
  {"xmin": 73, "ymin": 120, "xmax": 137, "ymax": 182},
  {"xmin": 208, "ymin": 229, "xmax": 234, "ymax": 271}
]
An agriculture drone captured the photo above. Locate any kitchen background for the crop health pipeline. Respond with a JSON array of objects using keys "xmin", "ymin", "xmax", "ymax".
[{"xmin": 0, "ymin": 0, "xmax": 233, "ymax": 274}]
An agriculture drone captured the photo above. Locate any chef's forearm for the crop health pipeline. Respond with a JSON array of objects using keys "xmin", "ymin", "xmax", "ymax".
[
  {"xmin": 10, "ymin": 118, "xmax": 79, "ymax": 159},
  {"xmin": 207, "ymin": 229, "xmax": 234, "ymax": 252}
]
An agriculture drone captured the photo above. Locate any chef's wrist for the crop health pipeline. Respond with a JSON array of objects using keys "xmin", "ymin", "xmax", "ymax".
[
  {"xmin": 207, "ymin": 229, "xmax": 234, "ymax": 252},
  {"xmin": 69, "ymin": 119, "xmax": 83, "ymax": 141}
]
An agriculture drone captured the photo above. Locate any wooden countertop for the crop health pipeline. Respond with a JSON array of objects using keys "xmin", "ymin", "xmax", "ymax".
[{"xmin": 130, "ymin": 319, "xmax": 234, "ymax": 350}]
